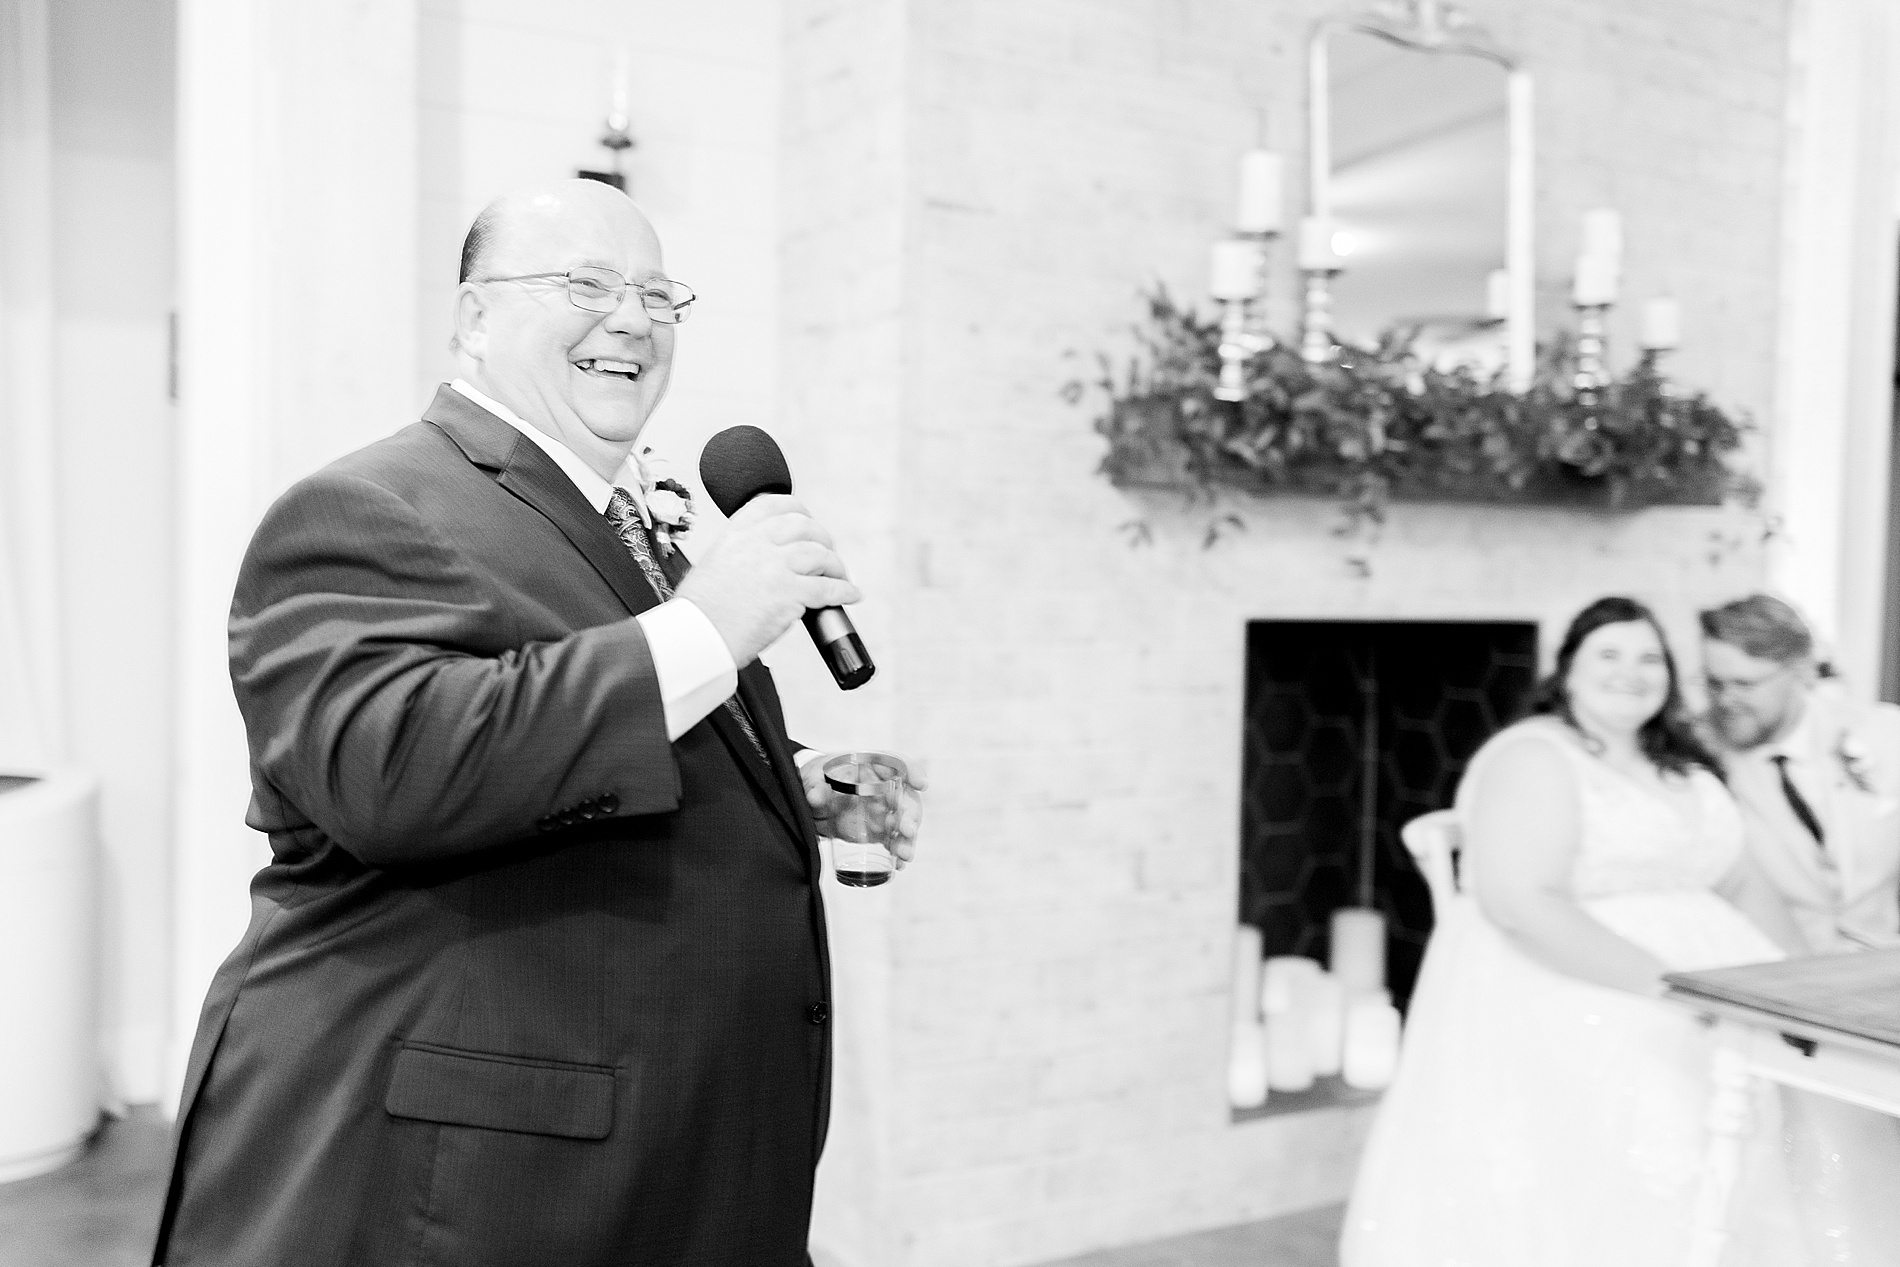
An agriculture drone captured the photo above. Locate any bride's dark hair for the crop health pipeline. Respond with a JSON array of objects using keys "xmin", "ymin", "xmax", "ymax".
[{"xmin": 1529, "ymin": 596, "xmax": 1722, "ymax": 777}]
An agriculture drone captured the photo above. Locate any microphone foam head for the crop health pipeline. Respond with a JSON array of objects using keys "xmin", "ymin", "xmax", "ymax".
[{"xmin": 700, "ymin": 425, "xmax": 793, "ymax": 517}]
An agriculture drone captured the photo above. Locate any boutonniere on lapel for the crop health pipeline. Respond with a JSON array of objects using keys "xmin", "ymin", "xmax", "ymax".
[
  {"xmin": 1835, "ymin": 730, "xmax": 1878, "ymax": 794},
  {"xmin": 640, "ymin": 452, "xmax": 694, "ymax": 556}
]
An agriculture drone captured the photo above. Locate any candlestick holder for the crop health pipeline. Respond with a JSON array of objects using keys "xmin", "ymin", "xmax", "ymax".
[
  {"xmin": 1638, "ymin": 345, "xmax": 1678, "ymax": 399},
  {"xmin": 578, "ymin": 110, "xmax": 638, "ymax": 191},
  {"xmin": 1572, "ymin": 301, "xmax": 1610, "ymax": 412},
  {"xmin": 1300, "ymin": 267, "xmax": 1342, "ymax": 365},
  {"xmin": 1215, "ymin": 296, "xmax": 1273, "ymax": 402},
  {"xmin": 1209, "ymin": 231, "xmax": 1279, "ymax": 402}
]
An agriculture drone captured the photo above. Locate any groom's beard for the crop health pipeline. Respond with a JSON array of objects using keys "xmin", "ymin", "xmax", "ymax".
[{"xmin": 1710, "ymin": 702, "xmax": 1781, "ymax": 751}]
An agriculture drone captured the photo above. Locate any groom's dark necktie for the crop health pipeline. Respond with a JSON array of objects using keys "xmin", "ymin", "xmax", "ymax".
[
  {"xmin": 604, "ymin": 487, "xmax": 769, "ymax": 764},
  {"xmin": 1769, "ymin": 754, "xmax": 1830, "ymax": 865}
]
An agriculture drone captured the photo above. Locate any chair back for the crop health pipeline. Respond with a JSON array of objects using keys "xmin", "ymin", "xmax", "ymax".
[{"xmin": 1400, "ymin": 809, "xmax": 1462, "ymax": 915}]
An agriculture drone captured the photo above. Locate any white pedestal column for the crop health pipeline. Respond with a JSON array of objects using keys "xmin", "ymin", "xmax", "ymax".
[
  {"xmin": 168, "ymin": 0, "xmax": 418, "ymax": 1112},
  {"xmin": 1769, "ymin": 0, "xmax": 1900, "ymax": 691},
  {"xmin": 0, "ymin": 0, "xmax": 65, "ymax": 769}
]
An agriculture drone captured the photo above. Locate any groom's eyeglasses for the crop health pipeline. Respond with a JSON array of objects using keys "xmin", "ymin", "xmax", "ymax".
[{"xmin": 1704, "ymin": 663, "xmax": 1797, "ymax": 697}]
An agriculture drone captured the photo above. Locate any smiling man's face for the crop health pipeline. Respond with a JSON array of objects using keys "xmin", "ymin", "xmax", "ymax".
[{"xmin": 455, "ymin": 183, "xmax": 675, "ymax": 473}]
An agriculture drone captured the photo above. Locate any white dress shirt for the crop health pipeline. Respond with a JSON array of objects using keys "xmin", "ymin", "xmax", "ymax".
[{"xmin": 450, "ymin": 379, "xmax": 737, "ymax": 741}]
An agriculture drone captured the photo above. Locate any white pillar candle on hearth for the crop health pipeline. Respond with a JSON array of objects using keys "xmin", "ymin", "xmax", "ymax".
[
  {"xmin": 1261, "ymin": 956, "xmax": 1321, "ymax": 1092},
  {"xmin": 1235, "ymin": 149, "xmax": 1284, "ymax": 234},
  {"xmin": 1228, "ymin": 1019, "xmax": 1269, "ymax": 1108},
  {"xmin": 1209, "ymin": 239, "xmax": 1265, "ymax": 301},
  {"xmin": 1298, "ymin": 216, "xmax": 1341, "ymax": 271},
  {"xmin": 1260, "ymin": 954, "xmax": 1320, "ymax": 1017},
  {"xmin": 1343, "ymin": 993, "xmax": 1402, "ymax": 1089},
  {"xmin": 1266, "ymin": 1015, "xmax": 1315, "ymax": 1092},
  {"xmin": 1329, "ymin": 907, "xmax": 1386, "ymax": 997},
  {"xmin": 1640, "ymin": 297, "xmax": 1681, "ymax": 350},
  {"xmin": 1305, "ymin": 969, "xmax": 1345, "ymax": 1078},
  {"xmin": 1230, "ymin": 925, "xmax": 1264, "ymax": 1025}
]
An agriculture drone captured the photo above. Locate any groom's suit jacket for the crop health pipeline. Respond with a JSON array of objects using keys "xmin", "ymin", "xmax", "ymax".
[
  {"xmin": 154, "ymin": 387, "xmax": 831, "ymax": 1267},
  {"xmin": 1724, "ymin": 690, "xmax": 1900, "ymax": 953}
]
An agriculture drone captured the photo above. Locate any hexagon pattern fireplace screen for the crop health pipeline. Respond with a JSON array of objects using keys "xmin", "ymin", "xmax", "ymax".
[{"xmin": 1239, "ymin": 621, "xmax": 1538, "ymax": 1010}]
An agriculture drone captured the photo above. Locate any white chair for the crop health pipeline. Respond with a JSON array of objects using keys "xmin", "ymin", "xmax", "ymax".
[{"xmin": 1400, "ymin": 809, "xmax": 1462, "ymax": 916}]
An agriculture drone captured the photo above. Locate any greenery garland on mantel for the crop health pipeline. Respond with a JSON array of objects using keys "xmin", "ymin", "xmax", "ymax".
[{"xmin": 1067, "ymin": 289, "xmax": 1760, "ymax": 550}]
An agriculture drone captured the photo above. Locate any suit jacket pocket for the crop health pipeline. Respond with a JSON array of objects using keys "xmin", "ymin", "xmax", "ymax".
[{"xmin": 385, "ymin": 1042, "xmax": 615, "ymax": 1139}]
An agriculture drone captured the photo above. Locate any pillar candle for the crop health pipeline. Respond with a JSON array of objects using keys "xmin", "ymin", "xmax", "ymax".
[
  {"xmin": 1266, "ymin": 1014, "xmax": 1315, "ymax": 1092},
  {"xmin": 1235, "ymin": 150, "xmax": 1284, "ymax": 234},
  {"xmin": 1305, "ymin": 969, "xmax": 1344, "ymax": 1078},
  {"xmin": 1640, "ymin": 297, "xmax": 1681, "ymax": 350},
  {"xmin": 1572, "ymin": 253, "xmax": 1618, "ymax": 307},
  {"xmin": 1260, "ymin": 955, "xmax": 1320, "ymax": 1017},
  {"xmin": 1231, "ymin": 925, "xmax": 1264, "ymax": 1025},
  {"xmin": 610, "ymin": 47, "xmax": 632, "ymax": 122},
  {"xmin": 1329, "ymin": 907, "xmax": 1386, "ymax": 997},
  {"xmin": 1580, "ymin": 208, "xmax": 1622, "ymax": 264},
  {"xmin": 1209, "ymin": 239, "xmax": 1265, "ymax": 301},
  {"xmin": 1485, "ymin": 268, "xmax": 1510, "ymax": 320},
  {"xmin": 1342, "ymin": 996, "xmax": 1402, "ymax": 1089},
  {"xmin": 1262, "ymin": 956, "xmax": 1320, "ymax": 1092},
  {"xmin": 1228, "ymin": 1019, "xmax": 1269, "ymax": 1108},
  {"xmin": 1297, "ymin": 216, "xmax": 1339, "ymax": 271}
]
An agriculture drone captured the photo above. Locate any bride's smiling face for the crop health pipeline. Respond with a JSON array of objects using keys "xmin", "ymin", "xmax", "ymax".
[{"xmin": 1565, "ymin": 619, "xmax": 1671, "ymax": 736}]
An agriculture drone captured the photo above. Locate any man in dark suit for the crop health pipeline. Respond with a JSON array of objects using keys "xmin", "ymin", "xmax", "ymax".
[{"xmin": 155, "ymin": 179, "xmax": 918, "ymax": 1266}]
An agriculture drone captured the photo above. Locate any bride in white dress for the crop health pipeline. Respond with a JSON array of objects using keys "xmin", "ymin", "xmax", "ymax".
[{"xmin": 1340, "ymin": 597, "xmax": 1810, "ymax": 1267}]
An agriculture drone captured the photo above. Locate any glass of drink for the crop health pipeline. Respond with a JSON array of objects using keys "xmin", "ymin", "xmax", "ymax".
[{"xmin": 823, "ymin": 752, "xmax": 911, "ymax": 888}]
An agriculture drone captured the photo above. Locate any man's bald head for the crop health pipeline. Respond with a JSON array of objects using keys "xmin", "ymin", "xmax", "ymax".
[
  {"xmin": 457, "ymin": 179, "xmax": 659, "ymax": 284},
  {"xmin": 451, "ymin": 179, "xmax": 675, "ymax": 477}
]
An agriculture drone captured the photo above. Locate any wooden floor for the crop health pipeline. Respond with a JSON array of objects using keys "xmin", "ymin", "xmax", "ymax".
[
  {"xmin": 1034, "ymin": 1205, "xmax": 1343, "ymax": 1267},
  {"xmin": 0, "ymin": 1110, "xmax": 168, "ymax": 1267},
  {"xmin": 0, "ymin": 1110, "xmax": 1342, "ymax": 1266}
]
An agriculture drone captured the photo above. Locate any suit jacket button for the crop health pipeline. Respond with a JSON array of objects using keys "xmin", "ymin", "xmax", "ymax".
[
  {"xmin": 597, "ymin": 793, "xmax": 619, "ymax": 814},
  {"xmin": 808, "ymin": 1001, "xmax": 829, "ymax": 1025}
]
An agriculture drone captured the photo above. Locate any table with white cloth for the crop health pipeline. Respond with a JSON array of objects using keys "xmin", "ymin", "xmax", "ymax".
[{"xmin": 1666, "ymin": 950, "xmax": 1900, "ymax": 1267}]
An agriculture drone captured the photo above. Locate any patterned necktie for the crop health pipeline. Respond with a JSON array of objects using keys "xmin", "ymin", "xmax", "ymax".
[
  {"xmin": 1770, "ymin": 754, "xmax": 1831, "ymax": 864},
  {"xmin": 604, "ymin": 487, "xmax": 769, "ymax": 764}
]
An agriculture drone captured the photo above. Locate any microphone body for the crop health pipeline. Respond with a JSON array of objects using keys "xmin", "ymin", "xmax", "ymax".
[
  {"xmin": 700, "ymin": 426, "xmax": 876, "ymax": 691},
  {"xmin": 803, "ymin": 607, "xmax": 875, "ymax": 691}
]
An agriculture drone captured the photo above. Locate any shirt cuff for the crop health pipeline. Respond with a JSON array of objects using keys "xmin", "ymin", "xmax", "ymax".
[{"xmin": 636, "ymin": 597, "xmax": 739, "ymax": 741}]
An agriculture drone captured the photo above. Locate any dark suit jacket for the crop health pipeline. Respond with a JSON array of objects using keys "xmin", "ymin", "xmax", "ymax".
[{"xmin": 155, "ymin": 388, "xmax": 831, "ymax": 1267}]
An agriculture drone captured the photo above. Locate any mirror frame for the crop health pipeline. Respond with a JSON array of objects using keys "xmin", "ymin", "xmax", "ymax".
[{"xmin": 1308, "ymin": 1, "xmax": 1534, "ymax": 390}]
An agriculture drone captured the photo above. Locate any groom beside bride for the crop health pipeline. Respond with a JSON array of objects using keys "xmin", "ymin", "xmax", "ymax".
[{"xmin": 1342, "ymin": 594, "xmax": 1900, "ymax": 1267}]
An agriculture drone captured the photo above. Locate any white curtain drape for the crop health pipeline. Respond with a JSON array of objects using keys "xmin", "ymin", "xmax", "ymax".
[{"xmin": 0, "ymin": 0, "xmax": 65, "ymax": 770}]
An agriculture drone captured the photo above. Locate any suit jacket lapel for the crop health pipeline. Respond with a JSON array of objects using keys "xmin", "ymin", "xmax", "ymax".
[
  {"xmin": 703, "ymin": 681, "xmax": 810, "ymax": 850},
  {"xmin": 423, "ymin": 387, "xmax": 658, "ymax": 620},
  {"xmin": 738, "ymin": 665, "xmax": 821, "ymax": 853}
]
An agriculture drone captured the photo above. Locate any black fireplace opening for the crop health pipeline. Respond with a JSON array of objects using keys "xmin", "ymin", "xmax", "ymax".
[{"xmin": 1239, "ymin": 620, "xmax": 1539, "ymax": 1012}]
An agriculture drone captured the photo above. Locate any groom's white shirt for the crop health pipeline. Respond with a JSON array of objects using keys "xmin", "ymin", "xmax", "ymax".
[{"xmin": 1724, "ymin": 686, "xmax": 1900, "ymax": 952}]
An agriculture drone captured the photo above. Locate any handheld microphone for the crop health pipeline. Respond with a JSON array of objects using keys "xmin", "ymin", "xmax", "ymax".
[{"xmin": 699, "ymin": 426, "xmax": 876, "ymax": 690}]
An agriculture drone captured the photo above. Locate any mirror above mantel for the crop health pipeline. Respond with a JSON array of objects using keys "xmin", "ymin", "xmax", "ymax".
[
  {"xmin": 1308, "ymin": 1, "xmax": 1533, "ymax": 390},
  {"xmin": 1077, "ymin": 0, "xmax": 1757, "ymax": 536}
]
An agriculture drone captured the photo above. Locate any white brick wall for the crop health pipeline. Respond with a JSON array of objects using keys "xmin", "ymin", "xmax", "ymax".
[{"xmin": 787, "ymin": 2, "xmax": 1790, "ymax": 1264}]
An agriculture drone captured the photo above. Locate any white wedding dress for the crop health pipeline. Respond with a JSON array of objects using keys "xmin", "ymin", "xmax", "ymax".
[{"xmin": 1340, "ymin": 720, "xmax": 1804, "ymax": 1267}]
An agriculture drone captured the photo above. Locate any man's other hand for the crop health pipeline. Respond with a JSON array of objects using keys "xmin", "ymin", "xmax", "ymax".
[
  {"xmin": 677, "ymin": 495, "xmax": 861, "ymax": 666},
  {"xmin": 800, "ymin": 753, "xmax": 927, "ymax": 870}
]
